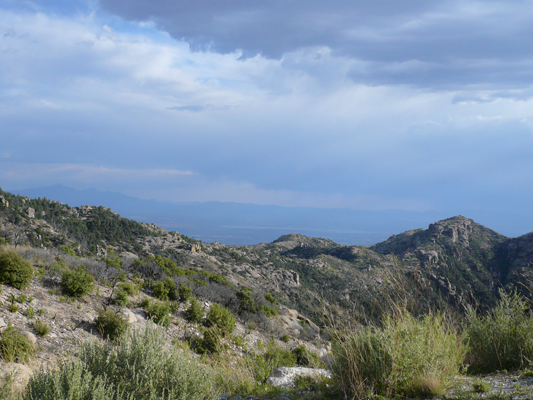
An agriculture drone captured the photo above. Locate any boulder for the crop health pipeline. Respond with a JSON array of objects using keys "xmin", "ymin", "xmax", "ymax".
[
  {"xmin": 0, "ymin": 362, "xmax": 33, "ymax": 392},
  {"xmin": 21, "ymin": 331, "xmax": 37, "ymax": 345},
  {"xmin": 119, "ymin": 310, "xmax": 138, "ymax": 324},
  {"xmin": 266, "ymin": 367, "xmax": 331, "ymax": 389}
]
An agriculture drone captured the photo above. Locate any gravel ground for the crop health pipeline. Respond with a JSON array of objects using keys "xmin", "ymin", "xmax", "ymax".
[{"xmin": 442, "ymin": 372, "xmax": 533, "ymax": 400}]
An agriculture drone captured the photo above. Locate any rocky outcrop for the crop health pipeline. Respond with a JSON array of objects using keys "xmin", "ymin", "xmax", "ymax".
[
  {"xmin": 278, "ymin": 270, "xmax": 299, "ymax": 287},
  {"xmin": 0, "ymin": 195, "xmax": 8, "ymax": 208},
  {"xmin": 190, "ymin": 243, "xmax": 202, "ymax": 253},
  {"xmin": 278, "ymin": 307, "xmax": 319, "ymax": 336},
  {"xmin": 137, "ymin": 232, "xmax": 186, "ymax": 254}
]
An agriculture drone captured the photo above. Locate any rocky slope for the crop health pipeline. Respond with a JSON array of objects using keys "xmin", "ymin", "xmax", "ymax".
[{"xmin": 1, "ymin": 189, "xmax": 533, "ymax": 324}]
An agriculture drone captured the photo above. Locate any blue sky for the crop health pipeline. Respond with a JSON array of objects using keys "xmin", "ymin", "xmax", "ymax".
[{"xmin": 1, "ymin": 0, "xmax": 533, "ymax": 216}]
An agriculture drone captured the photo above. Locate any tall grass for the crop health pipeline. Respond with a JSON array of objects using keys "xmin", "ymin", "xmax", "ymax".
[
  {"xmin": 23, "ymin": 323, "xmax": 219, "ymax": 400},
  {"xmin": 333, "ymin": 310, "xmax": 466, "ymax": 399},
  {"xmin": 464, "ymin": 290, "xmax": 533, "ymax": 372}
]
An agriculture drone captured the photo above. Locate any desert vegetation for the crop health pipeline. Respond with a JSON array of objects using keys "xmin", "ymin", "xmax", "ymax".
[
  {"xmin": 3, "ymin": 189, "xmax": 533, "ymax": 399},
  {"xmin": 22, "ymin": 324, "xmax": 219, "ymax": 400},
  {"xmin": 0, "ymin": 251, "xmax": 33, "ymax": 290}
]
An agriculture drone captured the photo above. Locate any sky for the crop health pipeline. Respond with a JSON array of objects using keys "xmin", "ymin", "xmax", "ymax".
[{"xmin": 1, "ymin": 0, "xmax": 533, "ymax": 216}]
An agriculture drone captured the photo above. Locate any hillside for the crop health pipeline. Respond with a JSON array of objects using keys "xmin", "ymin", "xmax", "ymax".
[
  {"xmin": 3, "ymin": 188, "xmax": 533, "ymax": 399},
  {"xmin": 2, "ymin": 188, "xmax": 533, "ymax": 325}
]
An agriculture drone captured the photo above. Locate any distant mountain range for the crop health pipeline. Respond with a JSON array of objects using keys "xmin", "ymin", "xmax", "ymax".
[
  {"xmin": 9, "ymin": 184, "xmax": 532, "ymax": 245},
  {"xmin": 2, "ymin": 186, "xmax": 533, "ymax": 324}
]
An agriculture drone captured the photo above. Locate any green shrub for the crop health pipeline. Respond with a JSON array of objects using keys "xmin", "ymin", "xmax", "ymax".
[
  {"xmin": 178, "ymin": 282, "xmax": 193, "ymax": 301},
  {"xmin": 185, "ymin": 297, "xmax": 205, "ymax": 323},
  {"xmin": 265, "ymin": 293, "xmax": 277, "ymax": 305},
  {"xmin": 472, "ymin": 381, "xmax": 491, "ymax": 393},
  {"xmin": 0, "ymin": 251, "xmax": 34, "ymax": 289},
  {"xmin": 205, "ymin": 303, "xmax": 236, "ymax": 336},
  {"xmin": 236, "ymin": 287, "xmax": 256, "ymax": 313},
  {"xmin": 281, "ymin": 334, "xmax": 290, "ymax": 343},
  {"xmin": 251, "ymin": 340, "xmax": 298, "ymax": 383},
  {"xmin": 94, "ymin": 309, "xmax": 129, "ymax": 341},
  {"xmin": 146, "ymin": 301, "xmax": 171, "ymax": 327},
  {"xmin": 232, "ymin": 334, "xmax": 246, "ymax": 348},
  {"xmin": 465, "ymin": 290, "xmax": 533, "ymax": 372},
  {"xmin": 114, "ymin": 288, "xmax": 129, "ymax": 306},
  {"xmin": 61, "ymin": 265, "xmax": 94, "ymax": 297},
  {"xmin": 118, "ymin": 282, "xmax": 137, "ymax": 296},
  {"xmin": 209, "ymin": 274, "xmax": 230, "ymax": 287},
  {"xmin": 103, "ymin": 253, "xmax": 122, "ymax": 270},
  {"xmin": 8, "ymin": 304, "xmax": 19, "ymax": 313},
  {"xmin": 259, "ymin": 305, "xmax": 278, "ymax": 317},
  {"xmin": 152, "ymin": 280, "xmax": 170, "ymax": 300},
  {"xmin": 23, "ymin": 323, "xmax": 219, "ymax": 400},
  {"xmin": 292, "ymin": 345, "xmax": 323, "ymax": 368},
  {"xmin": 192, "ymin": 326, "xmax": 223, "ymax": 355},
  {"xmin": 23, "ymin": 306, "xmax": 35, "ymax": 318},
  {"xmin": 32, "ymin": 320, "xmax": 51, "ymax": 337},
  {"xmin": 522, "ymin": 370, "xmax": 533, "ymax": 378},
  {"xmin": 139, "ymin": 297, "xmax": 151, "ymax": 308},
  {"xmin": 333, "ymin": 311, "xmax": 466, "ymax": 399},
  {"xmin": 155, "ymin": 255, "xmax": 179, "ymax": 275},
  {"xmin": 250, "ymin": 355, "xmax": 271, "ymax": 383},
  {"xmin": 152, "ymin": 277, "xmax": 178, "ymax": 301},
  {"xmin": 265, "ymin": 340, "xmax": 297, "ymax": 368},
  {"xmin": 193, "ymin": 278, "xmax": 207, "ymax": 287},
  {"xmin": 59, "ymin": 245, "xmax": 76, "ymax": 256},
  {"xmin": 0, "ymin": 326, "xmax": 35, "ymax": 363}
]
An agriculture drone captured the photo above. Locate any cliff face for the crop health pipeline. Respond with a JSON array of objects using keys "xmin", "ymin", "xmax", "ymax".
[{"xmin": 1, "ymin": 188, "xmax": 533, "ymax": 324}]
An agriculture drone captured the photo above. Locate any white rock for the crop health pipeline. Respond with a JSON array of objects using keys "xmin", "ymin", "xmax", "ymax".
[
  {"xmin": 0, "ymin": 363, "xmax": 33, "ymax": 392},
  {"xmin": 22, "ymin": 331, "xmax": 37, "ymax": 345},
  {"xmin": 119, "ymin": 310, "xmax": 137, "ymax": 324},
  {"xmin": 266, "ymin": 367, "xmax": 331, "ymax": 389},
  {"xmin": 0, "ymin": 317, "xmax": 6, "ymax": 330},
  {"xmin": 135, "ymin": 311, "xmax": 147, "ymax": 323}
]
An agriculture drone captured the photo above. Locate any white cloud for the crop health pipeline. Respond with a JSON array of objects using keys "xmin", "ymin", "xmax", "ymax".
[{"xmin": 1, "ymin": 4, "xmax": 533, "ymax": 214}]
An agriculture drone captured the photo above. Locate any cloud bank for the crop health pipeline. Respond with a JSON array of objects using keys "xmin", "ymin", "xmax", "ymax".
[
  {"xmin": 100, "ymin": 0, "xmax": 533, "ymax": 91},
  {"xmin": 1, "ymin": 1, "xmax": 533, "ymax": 220}
]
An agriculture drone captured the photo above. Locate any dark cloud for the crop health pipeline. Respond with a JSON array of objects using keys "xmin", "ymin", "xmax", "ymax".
[{"xmin": 99, "ymin": 0, "xmax": 533, "ymax": 89}]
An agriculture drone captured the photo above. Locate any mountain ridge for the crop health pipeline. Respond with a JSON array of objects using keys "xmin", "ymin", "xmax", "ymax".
[
  {"xmin": 1, "ymin": 188, "xmax": 533, "ymax": 325},
  {"xmin": 10, "ymin": 184, "xmax": 533, "ymax": 245}
]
